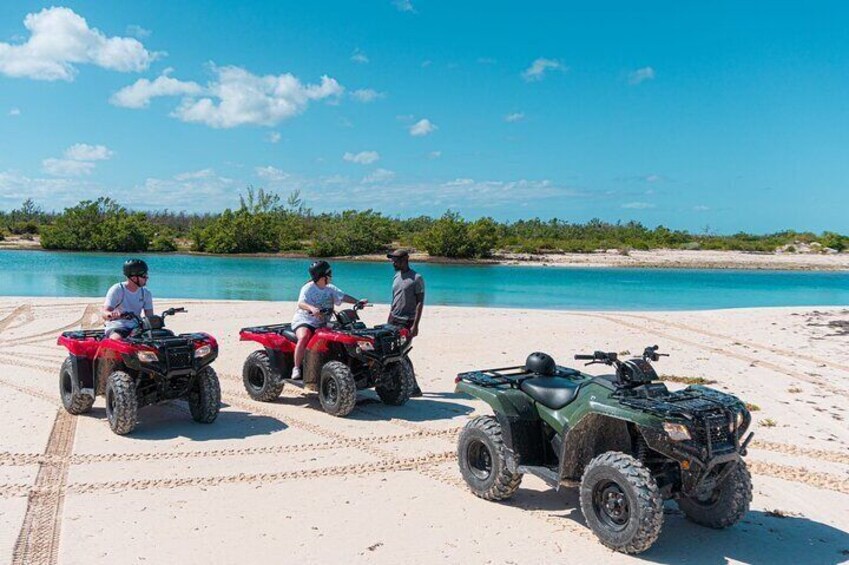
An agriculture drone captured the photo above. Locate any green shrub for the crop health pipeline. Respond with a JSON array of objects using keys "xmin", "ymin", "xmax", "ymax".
[
  {"xmin": 310, "ymin": 210, "xmax": 395, "ymax": 257},
  {"xmin": 40, "ymin": 198, "xmax": 152, "ymax": 252}
]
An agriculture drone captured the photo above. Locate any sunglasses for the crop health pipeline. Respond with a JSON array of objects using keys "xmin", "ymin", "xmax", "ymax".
[{"xmin": 137, "ymin": 273, "xmax": 149, "ymax": 279}]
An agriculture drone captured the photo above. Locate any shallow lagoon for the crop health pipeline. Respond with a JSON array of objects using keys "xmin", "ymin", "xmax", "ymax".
[{"xmin": 1, "ymin": 250, "xmax": 847, "ymax": 311}]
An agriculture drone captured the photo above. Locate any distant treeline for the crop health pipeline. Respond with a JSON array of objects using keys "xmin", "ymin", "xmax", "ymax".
[{"xmin": 1, "ymin": 190, "xmax": 847, "ymax": 258}]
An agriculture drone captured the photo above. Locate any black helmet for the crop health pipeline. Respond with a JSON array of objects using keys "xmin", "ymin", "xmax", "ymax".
[
  {"xmin": 309, "ymin": 260, "xmax": 332, "ymax": 282},
  {"xmin": 525, "ymin": 352, "xmax": 556, "ymax": 376},
  {"xmin": 123, "ymin": 259, "xmax": 148, "ymax": 278}
]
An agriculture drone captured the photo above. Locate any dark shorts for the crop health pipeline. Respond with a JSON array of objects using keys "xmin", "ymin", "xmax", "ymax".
[
  {"xmin": 389, "ymin": 317, "xmax": 414, "ymax": 330},
  {"xmin": 105, "ymin": 327, "xmax": 131, "ymax": 339},
  {"xmin": 292, "ymin": 322, "xmax": 318, "ymax": 333}
]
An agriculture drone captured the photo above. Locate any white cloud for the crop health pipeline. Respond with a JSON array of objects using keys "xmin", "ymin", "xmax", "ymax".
[
  {"xmin": 521, "ymin": 58, "xmax": 565, "ymax": 82},
  {"xmin": 350, "ymin": 50, "xmax": 369, "ymax": 64},
  {"xmin": 125, "ymin": 24, "xmax": 151, "ymax": 39},
  {"xmin": 255, "ymin": 166, "xmax": 289, "ymax": 182},
  {"xmin": 140, "ymin": 65, "xmax": 343, "ymax": 128},
  {"xmin": 267, "ymin": 131, "xmax": 281, "ymax": 143},
  {"xmin": 445, "ymin": 178, "xmax": 475, "ymax": 187},
  {"xmin": 343, "ymin": 151, "xmax": 380, "ymax": 165},
  {"xmin": 693, "ymin": 205, "xmax": 710, "ymax": 212},
  {"xmin": 362, "ymin": 168, "xmax": 395, "ymax": 184},
  {"xmin": 644, "ymin": 174, "xmax": 663, "ymax": 183},
  {"xmin": 409, "ymin": 118, "xmax": 437, "ymax": 136},
  {"xmin": 174, "ymin": 168, "xmax": 215, "ymax": 181},
  {"xmin": 64, "ymin": 143, "xmax": 113, "ymax": 161},
  {"xmin": 477, "ymin": 57, "xmax": 497, "ymax": 65},
  {"xmin": 0, "ymin": 7, "xmax": 155, "ymax": 81},
  {"xmin": 393, "ymin": 0, "xmax": 416, "ymax": 13},
  {"xmin": 42, "ymin": 143, "xmax": 114, "ymax": 177},
  {"xmin": 8, "ymin": 108, "xmax": 21, "ymax": 116},
  {"xmin": 621, "ymin": 202, "xmax": 656, "ymax": 209},
  {"xmin": 628, "ymin": 67, "xmax": 655, "ymax": 85},
  {"xmin": 42, "ymin": 159, "xmax": 95, "ymax": 177},
  {"xmin": 110, "ymin": 71, "xmax": 202, "ymax": 108},
  {"xmin": 428, "ymin": 150, "xmax": 442, "ymax": 159},
  {"xmin": 351, "ymin": 88, "xmax": 384, "ymax": 103},
  {"xmin": 505, "ymin": 112, "xmax": 525, "ymax": 123}
]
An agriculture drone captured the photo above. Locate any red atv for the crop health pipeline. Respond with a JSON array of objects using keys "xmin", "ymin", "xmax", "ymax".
[
  {"xmin": 239, "ymin": 302, "xmax": 414, "ymax": 417},
  {"xmin": 57, "ymin": 307, "xmax": 221, "ymax": 435}
]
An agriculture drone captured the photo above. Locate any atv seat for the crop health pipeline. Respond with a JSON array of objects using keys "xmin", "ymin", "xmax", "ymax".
[
  {"xmin": 280, "ymin": 328, "xmax": 298, "ymax": 343},
  {"xmin": 520, "ymin": 377, "xmax": 581, "ymax": 410}
]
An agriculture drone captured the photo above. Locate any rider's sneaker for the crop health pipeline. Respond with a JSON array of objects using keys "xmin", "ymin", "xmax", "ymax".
[{"xmin": 291, "ymin": 367, "xmax": 302, "ymax": 380}]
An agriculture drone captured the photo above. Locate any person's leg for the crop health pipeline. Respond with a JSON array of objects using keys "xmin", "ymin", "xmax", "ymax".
[{"xmin": 293, "ymin": 326, "xmax": 313, "ymax": 379}]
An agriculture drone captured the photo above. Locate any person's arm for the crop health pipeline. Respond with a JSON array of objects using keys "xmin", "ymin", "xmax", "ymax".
[
  {"xmin": 102, "ymin": 285, "xmax": 122, "ymax": 322},
  {"xmin": 143, "ymin": 290, "xmax": 154, "ymax": 318},
  {"xmin": 341, "ymin": 294, "xmax": 365, "ymax": 305},
  {"xmin": 411, "ymin": 276, "xmax": 425, "ymax": 336}
]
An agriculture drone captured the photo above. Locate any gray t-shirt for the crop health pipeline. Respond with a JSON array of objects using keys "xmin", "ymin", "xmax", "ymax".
[
  {"xmin": 103, "ymin": 282, "xmax": 153, "ymax": 331},
  {"xmin": 292, "ymin": 282, "xmax": 346, "ymax": 329},
  {"xmin": 390, "ymin": 269, "xmax": 424, "ymax": 324}
]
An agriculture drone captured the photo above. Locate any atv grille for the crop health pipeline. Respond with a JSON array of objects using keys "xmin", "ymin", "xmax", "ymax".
[
  {"xmin": 166, "ymin": 347, "xmax": 193, "ymax": 370},
  {"xmin": 379, "ymin": 336, "xmax": 398, "ymax": 354},
  {"xmin": 693, "ymin": 412, "xmax": 734, "ymax": 450}
]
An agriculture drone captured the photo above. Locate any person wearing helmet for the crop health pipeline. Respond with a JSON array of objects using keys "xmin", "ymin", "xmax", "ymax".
[
  {"xmin": 101, "ymin": 259, "xmax": 153, "ymax": 339},
  {"xmin": 290, "ymin": 261, "xmax": 366, "ymax": 379}
]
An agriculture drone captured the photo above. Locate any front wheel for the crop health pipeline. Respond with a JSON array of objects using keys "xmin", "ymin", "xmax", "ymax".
[
  {"xmin": 188, "ymin": 366, "xmax": 221, "ymax": 424},
  {"xmin": 59, "ymin": 357, "xmax": 94, "ymax": 415},
  {"xmin": 579, "ymin": 451, "xmax": 664, "ymax": 554},
  {"xmin": 105, "ymin": 371, "xmax": 137, "ymax": 435},
  {"xmin": 375, "ymin": 359, "xmax": 415, "ymax": 406},
  {"xmin": 677, "ymin": 460, "xmax": 752, "ymax": 528},
  {"xmin": 318, "ymin": 361, "xmax": 357, "ymax": 417},
  {"xmin": 457, "ymin": 416, "xmax": 523, "ymax": 501},
  {"xmin": 242, "ymin": 350, "xmax": 287, "ymax": 402}
]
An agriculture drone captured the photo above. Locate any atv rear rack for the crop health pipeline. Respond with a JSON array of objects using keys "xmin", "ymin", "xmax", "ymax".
[
  {"xmin": 240, "ymin": 323, "xmax": 293, "ymax": 335},
  {"xmin": 61, "ymin": 329, "xmax": 106, "ymax": 340},
  {"xmin": 456, "ymin": 366, "xmax": 580, "ymax": 388}
]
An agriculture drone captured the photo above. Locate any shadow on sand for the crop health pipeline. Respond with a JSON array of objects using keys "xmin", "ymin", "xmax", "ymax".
[
  {"xmin": 86, "ymin": 403, "xmax": 288, "ymax": 441},
  {"xmin": 501, "ymin": 487, "xmax": 849, "ymax": 564},
  {"xmin": 264, "ymin": 387, "xmax": 475, "ymax": 423}
]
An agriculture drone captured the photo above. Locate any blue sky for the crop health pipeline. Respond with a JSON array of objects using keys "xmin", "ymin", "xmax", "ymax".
[{"xmin": 0, "ymin": 1, "xmax": 847, "ymax": 234}]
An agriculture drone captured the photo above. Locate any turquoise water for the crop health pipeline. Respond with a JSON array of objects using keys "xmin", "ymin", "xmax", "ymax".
[{"xmin": 0, "ymin": 250, "xmax": 847, "ymax": 311}]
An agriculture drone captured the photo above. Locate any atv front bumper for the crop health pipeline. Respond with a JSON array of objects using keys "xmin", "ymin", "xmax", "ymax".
[{"xmin": 641, "ymin": 427, "xmax": 754, "ymax": 496}]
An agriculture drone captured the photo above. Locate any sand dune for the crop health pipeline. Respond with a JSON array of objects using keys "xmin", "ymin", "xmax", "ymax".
[{"xmin": 0, "ymin": 298, "xmax": 847, "ymax": 564}]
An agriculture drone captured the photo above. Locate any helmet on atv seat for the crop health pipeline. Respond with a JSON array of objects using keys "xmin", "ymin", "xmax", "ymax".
[
  {"xmin": 525, "ymin": 352, "xmax": 556, "ymax": 376},
  {"xmin": 123, "ymin": 259, "xmax": 148, "ymax": 278},
  {"xmin": 309, "ymin": 260, "xmax": 332, "ymax": 282}
]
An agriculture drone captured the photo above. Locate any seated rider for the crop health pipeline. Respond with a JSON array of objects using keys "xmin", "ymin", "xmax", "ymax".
[
  {"xmin": 101, "ymin": 259, "xmax": 153, "ymax": 340},
  {"xmin": 291, "ymin": 261, "xmax": 366, "ymax": 380}
]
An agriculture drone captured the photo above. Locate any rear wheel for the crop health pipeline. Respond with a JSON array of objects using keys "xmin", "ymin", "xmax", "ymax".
[
  {"xmin": 188, "ymin": 366, "xmax": 221, "ymax": 424},
  {"xmin": 318, "ymin": 361, "xmax": 357, "ymax": 417},
  {"xmin": 59, "ymin": 357, "xmax": 94, "ymax": 415},
  {"xmin": 105, "ymin": 371, "xmax": 137, "ymax": 435},
  {"xmin": 677, "ymin": 460, "xmax": 752, "ymax": 528},
  {"xmin": 242, "ymin": 350, "xmax": 287, "ymax": 402},
  {"xmin": 579, "ymin": 451, "xmax": 663, "ymax": 554},
  {"xmin": 376, "ymin": 358, "xmax": 415, "ymax": 406},
  {"xmin": 457, "ymin": 416, "xmax": 523, "ymax": 500}
]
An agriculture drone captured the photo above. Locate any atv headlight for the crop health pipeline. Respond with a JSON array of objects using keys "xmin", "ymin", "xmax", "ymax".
[
  {"xmin": 194, "ymin": 344, "xmax": 212, "ymax": 358},
  {"xmin": 356, "ymin": 340, "xmax": 374, "ymax": 351},
  {"xmin": 731, "ymin": 411, "xmax": 745, "ymax": 432},
  {"xmin": 137, "ymin": 350, "xmax": 159, "ymax": 364},
  {"xmin": 663, "ymin": 422, "xmax": 692, "ymax": 441}
]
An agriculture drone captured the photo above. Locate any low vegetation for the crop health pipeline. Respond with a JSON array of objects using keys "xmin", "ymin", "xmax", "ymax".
[
  {"xmin": 659, "ymin": 375, "xmax": 718, "ymax": 386},
  {"xmin": 2, "ymin": 190, "xmax": 847, "ymax": 257}
]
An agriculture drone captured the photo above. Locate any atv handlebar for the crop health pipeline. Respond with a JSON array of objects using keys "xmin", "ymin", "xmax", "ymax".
[
  {"xmin": 575, "ymin": 346, "xmax": 668, "ymax": 366},
  {"xmin": 163, "ymin": 307, "xmax": 187, "ymax": 318}
]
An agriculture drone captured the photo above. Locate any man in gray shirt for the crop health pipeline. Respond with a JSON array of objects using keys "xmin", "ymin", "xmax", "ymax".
[{"xmin": 387, "ymin": 249, "xmax": 424, "ymax": 396}]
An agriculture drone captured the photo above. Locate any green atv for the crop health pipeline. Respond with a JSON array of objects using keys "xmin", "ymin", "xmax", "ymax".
[{"xmin": 455, "ymin": 347, "xmax": 754, "ymax": 554}]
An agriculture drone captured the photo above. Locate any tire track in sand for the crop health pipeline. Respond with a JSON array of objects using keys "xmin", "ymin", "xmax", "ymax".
[
  {"xmin": 11, "ymin": 409, "xmax": 77, "ymax": 565},
  {"xmin": 0, "ymin": 304, "xmax": 34, "ymax": 336},
  {"xmin": 618, "ymin": 312, "xmax": 849, "ymax": 374},
  {"xmin": 4, "ymin": 304, "xmax": 100, "ymax": 347},
  {"xmin": 573, "ymin": 313, "xmax": 848, "ymax": 398}
]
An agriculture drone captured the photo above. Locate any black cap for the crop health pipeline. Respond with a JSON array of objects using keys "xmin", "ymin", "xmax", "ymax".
[{"xmin": 386, "ymin": 249, "xmax": 410, "ymax": 260}]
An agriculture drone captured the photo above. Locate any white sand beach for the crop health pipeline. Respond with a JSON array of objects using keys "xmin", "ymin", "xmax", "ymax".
[{"xmin": 0, "ymin": 298, "xmax": 847, "ymax": 564}]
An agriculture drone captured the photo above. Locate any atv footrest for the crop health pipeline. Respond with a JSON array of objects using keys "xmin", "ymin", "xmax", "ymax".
[{"xmin": 517, "ymin": 465, "xmax": 565, "ymax": 489}]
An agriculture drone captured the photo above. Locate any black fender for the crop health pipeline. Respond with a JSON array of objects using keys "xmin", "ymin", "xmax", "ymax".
[{"xmin": 558, "ymin": 413, "xmax": 633, "ymax": 482}]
